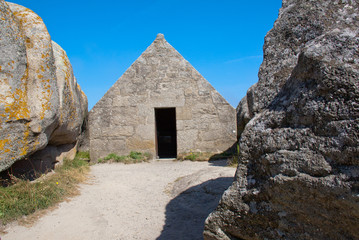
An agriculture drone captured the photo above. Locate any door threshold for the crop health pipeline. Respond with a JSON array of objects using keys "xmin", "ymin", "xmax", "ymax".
[{"xmin": 155, "ymin": 158, "xmax": 177, "ymax": 161}]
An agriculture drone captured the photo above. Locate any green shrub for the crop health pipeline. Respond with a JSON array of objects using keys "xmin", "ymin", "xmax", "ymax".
[
  {"xmin": 103, "ymin": 153, "xmax": 118, "ymax": 161},
  {"xmin": 114, "ymin": 155, "xmax": 126, "ymax": 162},
  {"xmin": 129, "ymin": 151, "xmax": 142, "ymax": 160},
  {"xmin": 184, "ymin": 152, "xmax": 200, "ymax": 161}
]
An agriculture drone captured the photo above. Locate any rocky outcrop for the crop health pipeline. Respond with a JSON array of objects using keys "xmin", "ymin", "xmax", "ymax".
[
  {"xmin": 0, "ymin": 1, "xmax": 87, "ymax": 174},
  {"xmin": 204, "ymin": 0, "xmax": 359, "ymax": 239}
]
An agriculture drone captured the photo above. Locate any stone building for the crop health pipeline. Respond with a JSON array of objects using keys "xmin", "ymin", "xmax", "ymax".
[{"xmin": 89, "ymin": 34, "xmax": 236, "ymax": 161}]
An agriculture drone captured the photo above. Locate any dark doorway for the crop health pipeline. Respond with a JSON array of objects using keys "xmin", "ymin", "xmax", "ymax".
[{"xmin": 155, "ymin": 108, "xmax": 177, "ymax": 158}]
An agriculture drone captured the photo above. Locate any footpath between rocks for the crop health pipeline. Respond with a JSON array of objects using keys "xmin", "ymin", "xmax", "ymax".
[{"xmin": 2, "ymin": 160, "xmax": 235, "ymax": 240}]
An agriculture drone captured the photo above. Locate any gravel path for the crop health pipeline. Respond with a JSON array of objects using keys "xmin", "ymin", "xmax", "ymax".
[{"xmin": 2, "ymin": 160, "xmax": 235, "ymax": 240}]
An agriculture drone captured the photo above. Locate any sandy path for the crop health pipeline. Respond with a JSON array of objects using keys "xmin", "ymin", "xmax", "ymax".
[{"xmin": 2, "ymin": 160, "xmax": 235, "ymax": 240}]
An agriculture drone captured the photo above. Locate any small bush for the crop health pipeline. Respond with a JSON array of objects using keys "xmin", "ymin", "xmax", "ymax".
[
  {"xmin": 103, "ymin": 153, "xmax": 119, "ymax": 161},
  {"xmin": 129, "ymin": 151, "xmax": 142, "ymax": 160},
  {"xmin": 114, "ymin": 155, "xmax": 126, "ymax": 162},
  {"xmin": 184, "ymin": 152, "xmax": 200, "ymax": 161}
]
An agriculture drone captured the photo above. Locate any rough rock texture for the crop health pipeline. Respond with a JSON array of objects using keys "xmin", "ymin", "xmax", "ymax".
[
  {"xmin": 205, "ymin": 0, "xmax": 359, "ymax": 239},
  {"xmin": 0, "ymin": 1, "xmax": 87, "ymax": 173},
  {"xmin": 89, "ymin": 34, "xmax": 236, "ymax": 161}
]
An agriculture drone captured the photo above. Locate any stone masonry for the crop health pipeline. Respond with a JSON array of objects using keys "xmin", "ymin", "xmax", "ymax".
[{"xmin": 89, "ymin": 34, "xmax": 236, "ymax": 161}]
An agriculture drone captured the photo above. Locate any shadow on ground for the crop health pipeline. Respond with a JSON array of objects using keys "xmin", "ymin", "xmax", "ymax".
[
  {"xmin": 156, "ymin": 177, "xmax": 233, "ymax": 240},
  {"xmin": 208, "ymin": 159, "xmax": 229, "ymax": 167}
]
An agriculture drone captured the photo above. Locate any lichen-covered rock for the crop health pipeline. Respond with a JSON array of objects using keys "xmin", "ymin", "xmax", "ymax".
[
  {"xmin": 50, "ymin": 41, "xmax": 88, "ymax": 145},
  {"xmin": 204, "ymin": 0, "xmax": 359, "ymax": 239},
  {"xmin": 0, "ymin": 1, "xmax": 87, "ymax": 173}
]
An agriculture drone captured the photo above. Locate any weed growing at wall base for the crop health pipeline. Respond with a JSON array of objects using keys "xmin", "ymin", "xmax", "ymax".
[
  {"xmin": 0, "ymin": 152, "xmax": 89, "ymax": 225},
  {"xmin": 98, "ymin": 151, "xmax": 152, "ymax": 164}
]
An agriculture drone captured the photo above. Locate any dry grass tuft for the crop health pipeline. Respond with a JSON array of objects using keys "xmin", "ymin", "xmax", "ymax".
[{"xmin": 0, "ymin": 152, "xmax": 90, "ymax": 225}]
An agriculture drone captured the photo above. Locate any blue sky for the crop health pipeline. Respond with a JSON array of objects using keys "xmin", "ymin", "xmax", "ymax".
[{"xmin": 8, "ymin": 0, "xmax": 282, "ymax": 109}]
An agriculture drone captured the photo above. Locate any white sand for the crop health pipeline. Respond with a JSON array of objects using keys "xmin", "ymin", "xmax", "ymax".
[{"xmin": 2, "ymin": 160, "xmax": 235, "ymax": 240}]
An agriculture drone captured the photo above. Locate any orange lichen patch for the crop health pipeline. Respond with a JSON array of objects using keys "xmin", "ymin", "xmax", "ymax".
[
  {"xmin": 39, "ymin": 78, "xmax": 53, "ymax": 120},
  {"xmin": 35, "ymin": 15, "xmax": 42, "ymax": 22},
  {"xmin": 5, "ymin": 88, "xmax": 30, "ymax": 120},
  {"xmin": 25, "ymin": 37, "xmax": 33, "ymax": 49},
  {"xmin": 41, "ymin": 53, "xmax": 50, "ymax": 59},
  {"xmin": 2, "ymin": 69, "xmax": 30, "ymax": 122},
  {"xmin": 0, "ymin": 139, "xmax": 9, "ymax": 151},
  {"xmin": 12, "ymin": 7, "xmax": 42, "ymax": 26},
  {"xmin": 10, "ymin": 4, "xmax": 57, "ymax": 124},
  {"xmin": 19, "ymin": 127, "xmax": 30, "ymax": 156},
  {"xmin": 0, "ymin": 66, "xmax": 2, "ymax": 71}
]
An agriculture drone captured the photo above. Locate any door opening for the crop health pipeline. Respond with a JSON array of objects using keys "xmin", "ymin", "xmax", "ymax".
[{"xmin": 155, "ymin": 108, "xmax": 177, "ymax": 158}]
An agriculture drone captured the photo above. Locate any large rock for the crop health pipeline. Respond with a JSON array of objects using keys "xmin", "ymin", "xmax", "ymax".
[
  {"xmin": 204, "ymin": 0, "xmax": 359, "ymax": 239},
  {"xmin": 0, "ymin": 1, "xmax": 87, "ymax": 173}
]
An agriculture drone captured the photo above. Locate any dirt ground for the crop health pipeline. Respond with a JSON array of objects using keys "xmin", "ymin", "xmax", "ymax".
[{"xmin": 2, "ymin": 159, "xmax": 235, "ymax": 240}]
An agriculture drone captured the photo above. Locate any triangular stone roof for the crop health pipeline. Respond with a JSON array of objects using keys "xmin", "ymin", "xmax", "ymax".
[{"xmin": 92, "ymin": 33, "xmax": 232, "ymax": 109}]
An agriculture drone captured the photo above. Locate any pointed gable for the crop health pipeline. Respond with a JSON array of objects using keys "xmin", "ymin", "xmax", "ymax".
[{"xmin": 89, "ymin": 34, "xmax": 236, "ymax": 161}]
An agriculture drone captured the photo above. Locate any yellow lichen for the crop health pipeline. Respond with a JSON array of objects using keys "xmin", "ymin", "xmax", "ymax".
[
  {"xmin": 0, "ymin": 139, "xmax": 9, "ymax": 151},
  {"xmin": 0, "ymin": 123, "xmax": 33, "ymax": 161},
  {"xmin": 41, "ymin": 53, "xmax": 49, "ymax": 59},
  {"xmin": 19, "ymin": 127, "xmax": 29, "ymax": 156},
  {"xmin": 39, "ymin": 77, "xmax": 52, "ymax": 120},
  {"xmin": 25, "ymin": 37, "xmax": 33, "ymax": 48},
  {"xmin": 3, "ymin": 68, "xmax": 30, "ymax": 121}
]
